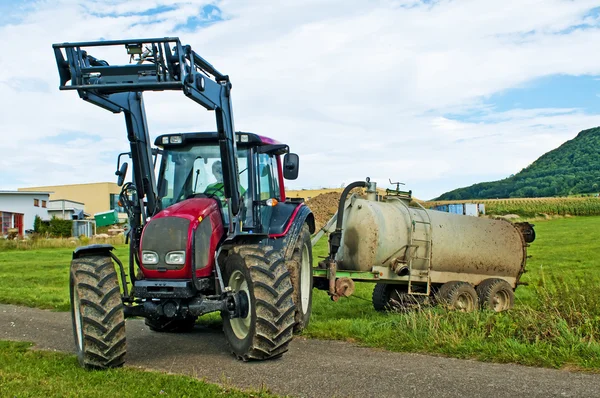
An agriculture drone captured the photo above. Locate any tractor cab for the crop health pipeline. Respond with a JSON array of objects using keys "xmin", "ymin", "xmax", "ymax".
[{"xmin": 155, "ymin": 131, "xmax": 298, "ymax": 234}]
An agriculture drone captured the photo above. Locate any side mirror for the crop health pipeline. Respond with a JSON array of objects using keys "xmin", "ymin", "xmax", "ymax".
[
  {"xmin": 283, "ymin": 153, "xmax": 299, "ymax": 180},
  {"xmin": 116, "ymin": 162, "xmax": 128, "ymax": 187}
]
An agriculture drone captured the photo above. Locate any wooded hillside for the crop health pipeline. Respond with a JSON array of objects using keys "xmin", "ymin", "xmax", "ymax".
[{"xmin": 436, "ymin": 127, "xmax": 600, "ymax": 200}]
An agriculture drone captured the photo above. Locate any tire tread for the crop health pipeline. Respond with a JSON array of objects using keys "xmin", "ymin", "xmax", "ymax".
[
  {"xmin": 70, "ymin": 255, "xmax": 126, "ymax": 369},
  {"xmin": 225, "ymin": 244, "xmax": 295, "ymax": 361}
]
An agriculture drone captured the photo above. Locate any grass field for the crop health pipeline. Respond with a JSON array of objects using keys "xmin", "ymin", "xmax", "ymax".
[
  {"xmin": 0, "ymin": 341, "xmax": 275, "ymax": 398},
  {"xmin": 0, "ymin": 216, "xmax": 599, "ymax": 371}
]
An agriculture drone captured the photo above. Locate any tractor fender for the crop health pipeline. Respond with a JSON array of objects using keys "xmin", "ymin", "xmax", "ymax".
[
  {"xmin": 72, "ymin": 244, "xmax": 115, "ymax": 259},
  {"xmin": 269, "ymin": 204, "xmax": 314, "ymax": 259}
]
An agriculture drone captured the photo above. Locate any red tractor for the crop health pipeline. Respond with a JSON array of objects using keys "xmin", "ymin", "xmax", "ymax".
[{"xmin": 53, "ymin": 37, "xmax": 314, "ymax": 368}]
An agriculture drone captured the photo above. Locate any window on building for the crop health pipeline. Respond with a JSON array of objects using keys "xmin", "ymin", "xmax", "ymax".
[
  {"xmin": 42, "ymin": 200, "xmax": 47, "ymax": 208},
  {"xmin": 34, "ymin": 199, "xmax": 39, "ymax": 207},
  {"xmin": 109, "ymin": 194, "xmax": 126, "ymax": 213},
  {"xmin": 1, "ymin": 212, "xmax": 10, "ymax": 235}
]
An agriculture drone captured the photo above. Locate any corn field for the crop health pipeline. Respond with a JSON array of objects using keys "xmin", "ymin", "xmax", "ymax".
[{"xmin": 423, "ymin": 196, "xmax": 600, "ymax": 218}]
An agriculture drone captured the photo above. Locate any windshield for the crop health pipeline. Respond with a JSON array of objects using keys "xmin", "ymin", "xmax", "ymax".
[{"xmin": 158, "ymin": 144, "xmax": 249, "ymax": 214}]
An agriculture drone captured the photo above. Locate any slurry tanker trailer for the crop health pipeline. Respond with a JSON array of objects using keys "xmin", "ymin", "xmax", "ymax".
[{"xmin": 313, "ymin": 179, "xmax": 535, "ymax": 312}]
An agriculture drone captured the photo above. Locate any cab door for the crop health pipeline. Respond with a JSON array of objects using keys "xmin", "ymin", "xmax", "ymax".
[{"xmin": 256, "ymin": 152, "xmax": 281, "ymax": 232}]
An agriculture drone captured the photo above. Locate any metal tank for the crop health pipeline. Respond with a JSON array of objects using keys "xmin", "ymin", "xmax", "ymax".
[{"xmin": 335, "ymin": 193, "xmax": 529, "ymax": 288}]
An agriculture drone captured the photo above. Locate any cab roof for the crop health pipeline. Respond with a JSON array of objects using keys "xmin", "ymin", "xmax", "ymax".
[{"xmin": 154, "ymin": 131, "xmax": 282, "ymax": 148}]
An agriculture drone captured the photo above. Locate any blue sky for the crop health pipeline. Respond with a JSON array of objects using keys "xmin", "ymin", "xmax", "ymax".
[
  {"xmin": 487, "ymin": 75, "xmax": 598, "ymax": 115},
  {"xmin": 490, "ymin": 75, "xmax": 600, "ymax": 114},
  {"xmin": 1, "ymin": 0, "xmax": 600, "ymax": 200},
  {"xmin": 445, "ymin": 74, "xmax": 600, "ymax": 124}
]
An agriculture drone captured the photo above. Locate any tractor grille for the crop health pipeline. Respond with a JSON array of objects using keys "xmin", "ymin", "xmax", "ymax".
[
  {"xmin": 142, "ymin": 217, "xmax": 190, "ymax": 270},
  {"xmin": 194, "ymin": 218, "xmax": 212, "ymax": 270}
]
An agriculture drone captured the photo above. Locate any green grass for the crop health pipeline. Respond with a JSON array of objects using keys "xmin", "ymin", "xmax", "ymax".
[
  {"xmin": 0, "ymin": 236, "xmax": 125, "ymax": 251},
  {"xmin": 0, "ymin": 341, "xmax": 276, "ymax": 398},
  {"xmin": 1, "ymin": 217, "xmax": 599, "ymax": 370},
  {"xmin": 0, "ymin": 246, "xmax": 129, "ymax": 311}
]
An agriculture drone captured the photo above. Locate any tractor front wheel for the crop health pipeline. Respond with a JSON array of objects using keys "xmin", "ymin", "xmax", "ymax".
[
  {"xmin": 70, "ymin": 255, "xmax": 126, "ymax": 369},
  {"xmin": 222, "ymin": 245, "xmax": 295, "ymax": 361}
]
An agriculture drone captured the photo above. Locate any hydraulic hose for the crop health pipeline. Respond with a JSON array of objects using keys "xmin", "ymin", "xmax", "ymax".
[
  {"xmin": 329, "ymin": 180, "xmax": 367, "ymax": 259},
  {"xmin": 335, "ymin": 180, "xmax": 367, "ymax": 231}
]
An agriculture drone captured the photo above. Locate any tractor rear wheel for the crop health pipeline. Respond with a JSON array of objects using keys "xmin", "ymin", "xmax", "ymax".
[
  {"xmin": 145, "ymin": 315, "xmax": 197, "ymax": 333},
  {"xmin": 476, "ymin": 278, "xmax": 514, "ymax": 312},
  {"xmin": 435, "ymin": 281, "xmax": 478, "ymax": 312},
  {"xmin": 222, "ymin": 245, "xmax": 295, "ymax": 361},
  {"xmin": 70, "ymin": 255, "xmax": 126, "ymax": 369},
  {"xmin": 286, "ymin": 224, "xmax": 313, "ymax": 333}
]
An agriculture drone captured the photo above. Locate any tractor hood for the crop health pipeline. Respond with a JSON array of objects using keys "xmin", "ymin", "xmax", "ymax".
[{"xmin": 139, "ymin": 197, "xmax": 224, "ymax": 280}]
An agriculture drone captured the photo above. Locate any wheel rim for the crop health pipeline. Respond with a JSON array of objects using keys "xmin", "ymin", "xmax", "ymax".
[
  {"xmin": 455, "ymin": 292, "xmax": 475, "ymax": 312},
  {"xmin": 72, "ymin": 285, "xmax": 84, "ymax": 351},
  {"xmin": 492, "ymin": 290, "xmax": 510, "ymax": 311},
  {"xmin": 229, "ymin": 270, "xmax": 252, "ymax": 339},
  {"xmin": 300, "ymin": 243, "xmax": 311, "ymax": 314}
]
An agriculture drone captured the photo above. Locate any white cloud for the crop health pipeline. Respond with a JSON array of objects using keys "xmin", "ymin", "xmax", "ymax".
[{"xmin": 0, "ymin": 0, "xmax": 599, "ymax": 200}]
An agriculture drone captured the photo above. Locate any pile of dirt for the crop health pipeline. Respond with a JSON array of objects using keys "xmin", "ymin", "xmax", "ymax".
[{"xmin": 305, "ymin": 191, "xmax": 342, "ymax": 232}]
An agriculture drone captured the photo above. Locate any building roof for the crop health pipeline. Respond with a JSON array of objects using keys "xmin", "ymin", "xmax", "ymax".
[
  {"xmin": 48, "ymin": 208, "xmax": 90, "ymax": 216},
  {"xmin": 19, "ymin": 182, "xmax": 115, "ymax": 190},
  {"xmin": 0, "ymin": 191, "xmax": 52, "ymax": 195},
  {"xmin": 49, "ymin": 199, "xmax": 85, "ymax": 205}
]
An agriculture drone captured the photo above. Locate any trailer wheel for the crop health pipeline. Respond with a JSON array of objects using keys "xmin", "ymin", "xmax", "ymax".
[
  {"xmin": 70, "ymin": 255, "xmax": 126, "ymax": 369},
  {"xmin": 145, "ymin": 315, "xmax": 197, "ymax": 333},
  {"xmin": 476, "ymin": 279, "xmax": 514, "ymax": 312},
  {"xmin": 222, "ymin": 245, "xmax": 295, "ymax": 361},
  {"xmin": 436, "ymin": 281, "xmax": 478, "ymax": 312},
  {"xmin": 372, "ymin": 283, "xmax": 403, "ymax": 311},
  {"xmin": 286, "ymin": 224, "xmax": 313, "ymax": 333},
  {"xmin": 373, "ymin": 284, "xmax": 422, "ymax": 312}
]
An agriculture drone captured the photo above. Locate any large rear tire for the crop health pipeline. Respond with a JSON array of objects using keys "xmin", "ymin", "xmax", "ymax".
[
  {"xmin": 286, "ymin": 224, "xmax": 313, "ymax": 333},
  {"xmin": 222, "ymin": 245, "xmax": 295, "ymax": 361},
  {"xmin": 145, "ymin": 315, "xmax": 197, "ymax": 333},
  {"xmin": 477, "ymin": 278, "xmax": 514, "ymax": 312},
  {"xmin": 70, "ymin": 255, "xmax": 126, "ymax": 369}
]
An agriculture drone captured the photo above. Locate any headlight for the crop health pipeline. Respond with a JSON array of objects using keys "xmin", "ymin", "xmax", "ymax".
[
  {"xmin": 165, "ymin": 251, "xmax": 186, "ymax": 265},
  {"xmin": 142, "ymin": 251, "xmax": 158, "ymax": 265}
]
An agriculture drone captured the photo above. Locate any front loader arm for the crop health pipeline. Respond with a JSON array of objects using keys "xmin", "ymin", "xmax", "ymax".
[{"xmin": 52, "ymin": 37, "xmax": 242, "ymax": 236}]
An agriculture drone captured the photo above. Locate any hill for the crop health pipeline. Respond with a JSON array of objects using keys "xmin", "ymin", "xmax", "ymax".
[{"xmin": 436, "ymin": 127, "xmax": 600, "ymax": 200}]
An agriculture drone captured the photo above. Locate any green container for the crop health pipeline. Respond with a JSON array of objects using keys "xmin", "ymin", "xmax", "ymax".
[{"xmin": 94, "ymin": 210, "xmax": 119, "ymax": 227}]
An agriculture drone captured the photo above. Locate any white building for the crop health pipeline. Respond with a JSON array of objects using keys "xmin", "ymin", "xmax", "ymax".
[
  {"xmin": 48, "ymin": 199, "xmax": 89, "ymax": 220},
  {"xmin": 0, "ymin": 191, "xmax": 51, "ymax": 236}
]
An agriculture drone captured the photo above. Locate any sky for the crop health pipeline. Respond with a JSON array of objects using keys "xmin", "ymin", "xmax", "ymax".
[{"xmin": 0, "ymin": 0, "xmax": 599, "ymax": 200}]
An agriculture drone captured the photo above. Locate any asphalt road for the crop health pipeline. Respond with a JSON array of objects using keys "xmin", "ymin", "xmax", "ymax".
[{"xmin": 1, "ymin": 304, "xmax": 599, "ymax": 398}]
